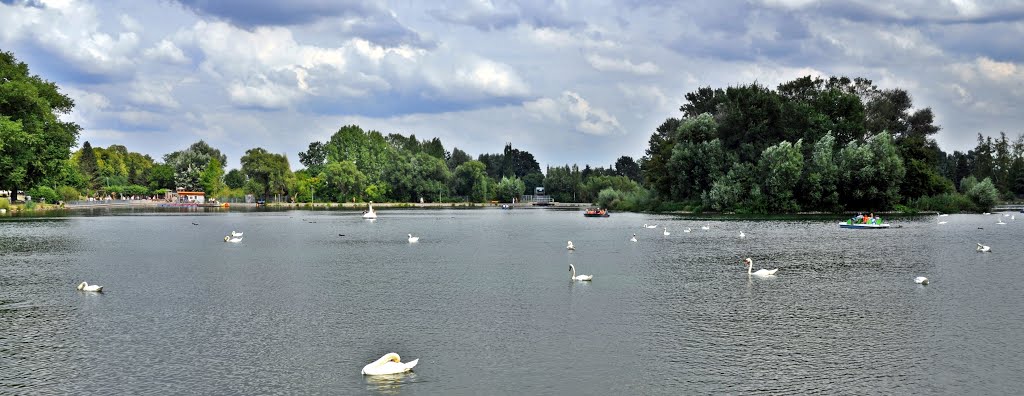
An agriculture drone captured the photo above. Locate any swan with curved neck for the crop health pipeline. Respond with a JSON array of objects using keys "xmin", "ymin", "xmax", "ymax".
[
  {"xmin": 407, "ymin": 234, "xmax": 419, "ymax": 243},
  {"xmin": 663, "ymin": 227, "xmax": 670, "ymax": 236},
  {"xmin": 361, "ymin": 353, "xmax": 418, "ymax": 375},
  {"xmin": 569, "ymin": 264, "xmax": 593, "ymax": 281},
  {"xmin": 231, "ymin": 230, "xmax": 243, "ymax": 237},
  {"xmin": 977, "ymin": 243, "xmax": 991, "ymax": 252},
  {"xmin": 224, "ymin": 235, "xmax": 243, "ymax": 243},
  {"xmin": 644, "ymin": 223, "xmax": 658, "ymax": 229},
  {"xmin": 362, "ymin": 202, "xmax": 377, "ymax": 219},
  {"xmin": 77, "ymin": 281, "xmax": 103, "ymax": 292},
  {"xmin": 566, "ymin": 241, "xmax": 575, "ymax": 250},
  {"xmin": 744, "ymin": 258, "xmax": 778, "ymax": 276},
  {"xmin": 739, "ymin": 231, "xmax": 745, "ymax": 238}
]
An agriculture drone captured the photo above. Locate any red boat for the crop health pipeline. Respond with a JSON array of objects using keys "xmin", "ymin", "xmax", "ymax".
[{"xmin": 584, "ymin": 208, "xmax": 609, "ymax": 217}]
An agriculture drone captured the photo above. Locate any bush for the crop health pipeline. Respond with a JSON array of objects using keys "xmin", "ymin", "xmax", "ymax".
[
  {"xmin": 0, "ymin": 198, "xmax": 9, "ymax": 210},
  {"xmin": 27, "ymin": 186, "xmax": 60, "ymax": 204},
  {"xmin": 907, "ymin": 192, "xmax": 974, "ymax": 213},
  {"xmin": 56, "ymin": 186, "xmax": 80, "ymax": 202}
]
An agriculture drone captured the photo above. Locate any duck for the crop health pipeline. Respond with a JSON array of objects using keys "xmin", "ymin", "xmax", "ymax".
[
  {"xmin": 743, "ymin": 258, "xmax": 778, "ymax": 277},
  {"xmin": 566, "ymin": 241, "xmax": 575, "ymax": 250},
  {"xmin": 362, "ymin": 201, "xmax": 377, "ymax": 219},
  {"xmin": 977, "ymin": 243, "xmax": 991, "ymax": 252},
  {"xmin": 663, "ymin": 227, "xmax": 670, "ymax": 236},
  {"xmin": 914, "ymin": 276, "xmax": 929, "ymax": 285},
  {"xmin": 361, "ymin": 353, "xmax": 418, "ymax": 376},
  {"xmin": 643, "ymin": 223, "xmax": 658, "ymax": 229},
  {"xmin": 407, "ymin": 234, "xmax": 419, "ymax": 243},
  {"xmin": 77, "ymin": 281, "xmax": 103, "ymax": 292},
  {"xmin": 224, "ymin": 235, "xmax": 243, "ymax": 243},
  {"xmin": 569, "ymin": 264, "xmax": 593, "ymax": 281},
  {"xmin": 630, "ymin": 233, "xmax": 637, "ymax": 242}
]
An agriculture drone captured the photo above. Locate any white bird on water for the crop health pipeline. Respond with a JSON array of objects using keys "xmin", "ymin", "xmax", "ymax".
[
  {"xmin": 77, "ymin": 281, "xmax": 103, "ymax": 292},
  {"xmin": 739, "ymin": 231, "xmax": 745, "ymax": 239},
  {"xmin": 408, "ymin": 234, "xmax": 419, "ymax": 243},
  {"xmin": 569, "ymin": 264, "xmax": 593, "ymax": 281},
  {"xmin": 701, "ymin": 224, "xmax": 710, "ymax": 230},
  {"xmin": 997, "ymin": 218, "xmax": 1006, "ymax": 225},
  {"xmin": 630, "ymin": 233, "xmax": 637, "ymax": 242},
  {"xmin": 683, "ymin": 228, "xmax": 691, "ymax": 233},
  {"xmin": 224, "ymin": 235, "xmax": 243, "ymax": 243},
  {"xmin": 937, "ymin": 213, "xmax": 947, "ymax": 225},
  {"xmin": 914, "ymin": 276, "xmax": 929, "ymax": 285},
  {"xmin": 361, "ymin": 353, "xmax": 418, "ymax": 376},
  {"xmin": 643, "ymin": 223, "xmax": 658, "ymax": 229},
  {"xmin": 362, "ymin": 202, "xmax": 377, "ymax": 219},
  {"xmin": 231, "ymin": 230, "xmax": 243, "ymax": 237},
  {"xmin": 567, "ymin": 241, "xmax": 575, "ymax": 250},
  {"xmin": 663, "ymin": 227, "xmax": 670, "ymax": 236},
  {"xmin": 977, "ymin": 243, "xmax": 991, "ymax": 253},
  {"xmin": 743, "ymin": 258, "xmax": 778, "ymax": 277}
]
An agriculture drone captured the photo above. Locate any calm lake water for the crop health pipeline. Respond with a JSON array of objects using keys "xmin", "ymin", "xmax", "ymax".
[{"xmin": 1, "ymin": 208, "xmax": 1022, "ymax": 394}]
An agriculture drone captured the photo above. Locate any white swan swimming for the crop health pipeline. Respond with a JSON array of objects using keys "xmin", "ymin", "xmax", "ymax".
[
  {"xmin": 361, "ymin": 353, "xmax": 418, "ymax": 376},
  {"xmin": 224, "ymin": 235, "xmax": 243, "ymax": 243},
  {"xmin": 77, "ymin": 281, "xmax": 103, "ymax": 292},
  {"xmin": 663, "ymin": 227, "xmax": 670, "ymax": 236},
  {"xmin": 683, "ymin": 228, "xmax": 691, "ymax": 233},
  {"xmin": 937, "ymin": 213, "xmax": 947, "ymax": 224},
  {"xmin": 408, "ymin": 234, "xmax": 419, "ymax": 243},
  {"xmin": 977, "ymin": 243, "xmax": 991, "ymax": 252},
  {"xmin": 643, "ymin": 224, "xmax": 658, "ymax": 229},
  {"xmin": 939, "ymin": 214, "xmax": 948, "ymax": 217},
  {"xmin": 630, "ymin": 233, "xmax": 637, "ymax": 242},
  {"xmin": 701, "ymin": 224, "xmax": 710, "ymax": 230},
  {"xmin": 231, "ymin": 230, "xmax": 243, "ymax": 237},
  {"xmin": 914, "ymin": 276, "xmax": 929, "ymax": 285},
  {"xmin": 569, "ymin": 264, "xmax": 593, "ymax": 281},
  {"xmin": 997, "ymin": 219, "xmax": 1006, "ymax": 225},
  {"xmin": 739, "ymin": 231, "xmax": 745, "ymax": 238},
  {"xmin": 362, "ymin": 202, "xmax": 377, "ymax": 219},
  {"xmin": 743, "ymin": 258, "xmax": 778, "ymax": 277},
  {"xmin": 567, "ymin": 241, "xmax": 575, "ymax": 250}
]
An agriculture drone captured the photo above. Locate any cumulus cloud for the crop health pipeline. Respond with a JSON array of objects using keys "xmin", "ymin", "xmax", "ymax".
[
  {"xmin": 130, "ymin": 80, "xmax": 181, "ymax": 109},
  {"xmin": 524, "ymin": 91, "xmax": 622, "ymax": 136},
  {"xmin": 429, "ymin": 0, "xmax": 580, "ymax": 31},
  {"xmin": 143, "ymin": 39, "xmax": 189, "ymax": 64},
  {"xmin": 585, "ymin": 54, "xmax": 659, "ymax": 75}
]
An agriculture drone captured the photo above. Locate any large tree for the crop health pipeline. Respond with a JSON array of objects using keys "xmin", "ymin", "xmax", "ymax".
[
  {"xmin": 240, "ymin": 148, "xmax": 292, "ymax": 200},
  {"xmin": 0, "ymin": 51, "xmax": 80, "ymax": 201}
]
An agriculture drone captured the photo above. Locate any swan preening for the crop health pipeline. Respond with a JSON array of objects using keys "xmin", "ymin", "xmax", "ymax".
[
  {"xmin": 743, "ymin": 258, "xmax": 778, "ymax": 277},
  {"xmin": 361, "ymin": 353, "xmax": 418, "ymax": 376},
  {"xmin": 914, "ymin": 276, "xmax": 929, "ymax": 285},
  {"xmin": 77, "ymin": 281, "xmax": 103, "ymax": 292},
  {"xmin": 224, "ymin": 235, "xmax": 243, "ymax": 243},
  {"xmin": 567, "ymin": 241, "xmax": 575, "ymax": 250},
  {"xmin": 630, "ymin": 233, "xmax": 637, "ymax": 242},
  {"xmin": 643, "ymin": 224, "xmax": 658, "ymax": 229},
  {"xmin": 362, "ymin": 202, "xmax": 377, "ymax": 219},
  {"xmin": 407, "ymin": 234, "xmax": 419, "ymax": 243},
  {"xmin": 977, "ymin": 243, "xmax": 991, "ymax": 252},
  {"xmin": 569, "ymin": 264, "xmax": 593, "ymax": 281}
]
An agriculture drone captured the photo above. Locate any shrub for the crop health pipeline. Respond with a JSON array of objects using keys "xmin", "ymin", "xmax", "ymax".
[
  {"xmin": 57, "ymin": 186, "xmax": 81, "ymax": 202},
  {"xmin": 27, "ymin": 186, "xmax": 60, "ymax": 204}
]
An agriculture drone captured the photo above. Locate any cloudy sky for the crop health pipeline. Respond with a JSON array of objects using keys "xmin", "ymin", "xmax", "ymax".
[{"xmin": 2, "ymin": 0, "xmax": 1022, "ymax": 170}]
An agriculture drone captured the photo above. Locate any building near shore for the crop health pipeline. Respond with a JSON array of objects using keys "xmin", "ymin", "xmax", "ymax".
[{"xmin": 167, "ymin": 190, "xmax": 206, "ymax": 204}]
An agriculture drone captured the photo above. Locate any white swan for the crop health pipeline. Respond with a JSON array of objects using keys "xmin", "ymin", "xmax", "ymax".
[
  {"xmin": 643, "ymin": 223, "xmax": 658, "ymax": 229},
  {"xmin": 739, "ymin": 231, "xmax": 745, "ymax": 238},
  {"xmin": 77, "ymin": 281, "xmax": 103, "ymax": 292},
  {"xmin": 1013, "ymin": 215, "xmax": 1016, "ymax": 221},
  {"xmin": 939, "ymin": 214, "xmax": 948, "ymax": 217},
  {"xmin": 407, "ymin": 234, "xmax": 419, "ymax": 243},
  {"xmin": 224, "ymin": 235, "xmax": 243, "ymax": 243},
  {"xmin": 914, "ymin": 276, "xmax": 929, "ymax": 285},
  {"xmin": 567, "ymin": 241, "xmax": 575, "ymax": 250},
  {"xmin": 362, "ymin": 202, "xmax": 377, "ymax": 219},
  {"xmin": 997, "ymin": 219, "xmax": 1006, "ymax": 225},
  {"xmin": 630, "ymin": 233, "xmax": 637, "ymax": 242},
  {"xmin": 683, "ymin": 227, "xmax": 691, "ymax": 233},
  {"xmin": 231, "ymin": 230, "xmax": 243, "ymax": 237},
  {"xmin": 701, "ymin": 224, "xmax": 710, "ymax": 230},
  {"xmin": 361, "ymin": 353, "xmax": 418, "ymax": 376},
  {"xmin": 569, "ymin": 264, "xmax": 593, "ymax": 281},
  {"xmin": 977, "ymin": 243, "xmax": 991, "ymax": 252},
  {"xmin": 663, "ymin": 227, "xmax": 670, "ymax": 236},
  {"xmin": 743, "ymin": 258, "xmax": 778, "ymax": 277},
  {"xmin": 937, "ymin": 213, "xmax": 947, "ymax": 224}
]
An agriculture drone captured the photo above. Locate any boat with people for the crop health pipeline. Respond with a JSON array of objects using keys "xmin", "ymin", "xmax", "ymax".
[
  {"xmin": 584, "ymin": 208, "xmax": 609, "ymax": 217},
  {"xmin": 839, "ymin": 213, "xmax": 890, "ymax": 229}
]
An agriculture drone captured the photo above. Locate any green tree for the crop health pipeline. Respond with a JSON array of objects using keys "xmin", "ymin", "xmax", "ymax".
[
  {"xmin": 614, "ymin": 156, "xmax": 641, "ymax": 182},
  {"xmin": 224, "ymin": 169, "xmax": 246, "ymax": 189},
  {"xmin": 757, "ymin": 140, "xmax": 804, "ymax": 212},
  {"xmin": 495, "ymin": 176, "xmax": 526, "ymax": 202},
  {"xmin": 453, "ymin": 160, "xmax": 488, "ymax": 202},
  {"xmin": 667, "ymin": 138, "xmax": 733, "ymax": 201},
  {"xmin": 965, "ymin": 177, "xmax": 999, "ymax": 211},
  {"xmin": 801, "ymin": 132, "xmax": 840, "ymax": 211},
  {"xmin": 448, "ymin": 147, "xmax": 472, "ymax": 170},
  {"xmin": 241, "ymin": 148, "xmax": 292, "ymax": 201},
  {"xmin": 321, "ymin": 161, "xmax": 366, "ymax": 202},
  {"xmin": 148, "ymin": 163, "xmax": 176, "ymax": 191},
  {"xmin": 199, "ymin": 157, "xmax": 225, "ymax": 196},
  {"xmin": 298, "ymin": 141, "xmax": 327, "ymax": 175},
  {"xmin": 641, "ymin": 118, "xmax": 681, "ymax": 198},
  {"xmin": 837, "ymin": 132, "xmax": 905, "ymax": 209},
  {"xmin": 0, "ymin": 51, "xmax": 80, "ymax": 200},
  {"xmin": 77, "ymin": 140, "xmax": 99, "ymax": 189}
]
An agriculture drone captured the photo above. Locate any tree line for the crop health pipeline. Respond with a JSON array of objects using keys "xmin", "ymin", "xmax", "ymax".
[{"xmin": 2, "ymin": 49, "xmax": 1019, "ymax": 212}]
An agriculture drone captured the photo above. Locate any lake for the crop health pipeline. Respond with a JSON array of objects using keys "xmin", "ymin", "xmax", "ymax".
[{"xmin": 1, "ymin": 208, "xmax": 1022, "ymax": 394}]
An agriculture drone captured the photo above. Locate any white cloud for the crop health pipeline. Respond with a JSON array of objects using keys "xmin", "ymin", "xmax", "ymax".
[
  {"xmin": 585, "ymin": 54, "xmax": 659, "ymax": 75},
  {"xmin": 524, "ymin": 91, "xmax": 622, "ymax": 136},
  {"xmin": 451, "ymin": 59, "xmax": 529, "ymax": 97},
  {"xmin": 143, "ymin": 39, "xmax": 188, "ymax": 64},
  {"xmin": 130, "ymin": 80, "xmax": 180, "ymax": 108}
]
